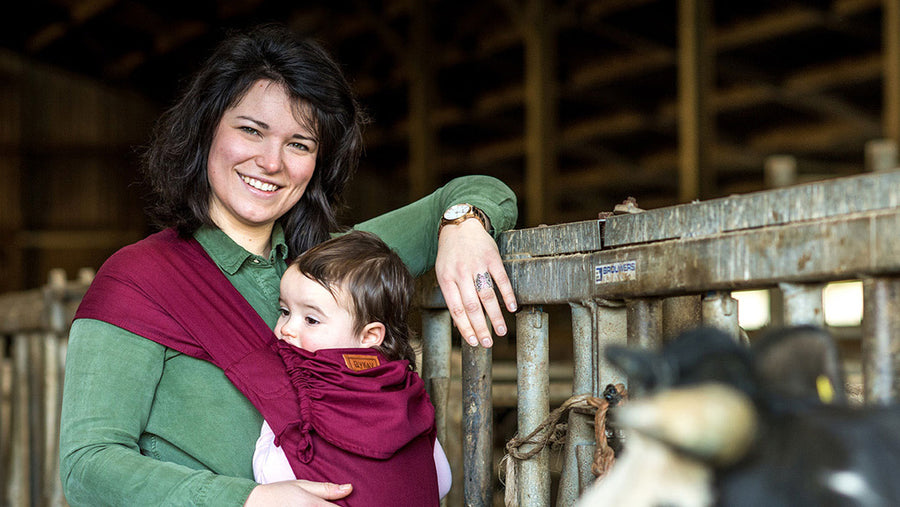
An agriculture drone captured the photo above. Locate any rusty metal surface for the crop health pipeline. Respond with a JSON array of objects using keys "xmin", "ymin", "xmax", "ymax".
[
  {"xmin": 516, "ymin": 307, "xmax": 550, "ymax": 507},
  {"xmin": 701, "ymin": 291, "xmax": 741, "ymax": 340},
  {"xmin": 603, "ymin": 170, "xmax": 900, "ymax": 247},
  {"xmin": 779, "ymin": 282, "xmax": 826, "ymax": 326},
  {"xmin": 503, "ymin": 208, "xmax": 900, "ymax": 304},
  {"xmin": 862, "ymin": 278, "xmax": 900, "ymax": 404},
  {"xmin": 421, "ymin": 310, "xmax": 452, "ymax": 446},
  {"xmin": 462, "ymin": 344, "xmax": 492, "ymax": 507},
  {"xmin": 557, "ymin": 303, "xmax": 596, "ymax": 506},
  {"xmin": 499, "ymin": 219, "xmax": 603, "ymax": 258}
]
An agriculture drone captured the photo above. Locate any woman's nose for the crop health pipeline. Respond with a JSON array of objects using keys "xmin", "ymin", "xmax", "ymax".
[{"xmin": 256, "ymin": 143, "xmax": 282, "ymax": 173}]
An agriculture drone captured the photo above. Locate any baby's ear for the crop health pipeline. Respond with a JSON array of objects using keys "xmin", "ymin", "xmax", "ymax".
[{"xmin": 360, "ymin": 322, "xmax": 385, "ymax": 348}]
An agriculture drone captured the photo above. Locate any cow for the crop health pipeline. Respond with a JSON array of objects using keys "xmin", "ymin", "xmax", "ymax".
[{"xmin": 576, "ymin": 325, "xmax": 900, "ymax": 507}]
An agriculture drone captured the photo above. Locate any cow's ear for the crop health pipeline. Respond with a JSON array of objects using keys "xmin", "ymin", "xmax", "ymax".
[
  {"xmin": 604, "ymin": 345, "xmax": 671, "ymax": 394},
  {"xmin": 613, "ymin": 383, "xmax": 758, "ymax": 466},
  {"xmin": 751, "ymin": 325, "xmax": 846, "ymax": 404}
]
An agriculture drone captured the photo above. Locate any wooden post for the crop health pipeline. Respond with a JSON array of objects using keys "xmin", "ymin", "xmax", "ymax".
[
  {"xmin": 523, "ymin": 0, "xmax": 558, "ymax": 226},
  {"xmin": 678, "ymin": 0, "xmax": 715, "ymax": 202},
  {"xmin": 409, "ymin": 0, "xmax": 437, "ymax": 200},
  {"xmin": 884, "ymin": 0, "xmax": 900, "ymax": 144}
]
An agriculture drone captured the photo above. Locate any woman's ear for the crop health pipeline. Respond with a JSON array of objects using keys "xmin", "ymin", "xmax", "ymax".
[{"xmin": 360, "ymin": 322, "xmax": 385, "ymax": 348}]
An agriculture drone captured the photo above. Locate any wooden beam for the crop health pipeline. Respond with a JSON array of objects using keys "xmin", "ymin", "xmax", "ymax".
[
  {"xmin": 26, "ymin": 0, "xmax": 120, "ymax": 52},
  {"xmin": 884, "ymin": 0, "xmax": 900, "ymax": 143},
  {"xmin": 749, "ymin": 120, "xmax": 879, "ymax": 152},
  {"xmin": 678, "ymin": 0, "xmax": 715, "ymax": 202},
  {"xmin": 714, "ymin": 7, "xmax": 823, "ymax": 51},
  {"xmin": 408, "ymin": 0, "xmax": 437, "ymax": 199},
  {"xmin": 785, "ymin": 53, "xmax": 883, "ymax": 90},
  {"xmin": 568, "ymin": 49, "xmax": 674, "ymax": 91},
  {"xmin": 523, "ymin": 0, "xmax": 558, "ymax": 226},
  {"xmin": 833, "ymin": 0, "xmax": 882, "ymax": 16}
]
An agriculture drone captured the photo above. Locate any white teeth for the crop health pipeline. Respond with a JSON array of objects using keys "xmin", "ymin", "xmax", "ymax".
[{"xmin": 242, "ymin": 175, "xmax": 279, "ymax": 192}]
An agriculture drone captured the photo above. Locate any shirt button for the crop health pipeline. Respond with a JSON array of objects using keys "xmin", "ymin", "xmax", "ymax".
[{"xmin": 252, "ymin": 259, "xmax": 261, "ymax": 264}]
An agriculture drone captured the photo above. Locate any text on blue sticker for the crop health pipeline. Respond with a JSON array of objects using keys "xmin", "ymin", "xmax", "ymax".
[{"xmin": 595, "ymin": 260, "xmax": 637, "ymax": 284}]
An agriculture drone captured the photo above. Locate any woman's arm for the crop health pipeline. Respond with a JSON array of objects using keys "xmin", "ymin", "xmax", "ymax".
[
  {"xmin": 60, "ymin": 319, "xmax": 350, "ymax": 506},
  {"xmin": 352, "ymin": 174, "xmax": 518, "ymax": 347},
  {"xmin": 60, "ymin": 319, "xmax": 258, "ymax": 506}
]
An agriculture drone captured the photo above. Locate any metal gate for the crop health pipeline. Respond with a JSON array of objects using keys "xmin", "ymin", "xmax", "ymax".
[
  {"xmin": 2, "ymin": 170, "xmax": 900, "ymax": 506},
  {"xmin": 418, "ymin": 169, "xmax": 900, "ymax": 506}
]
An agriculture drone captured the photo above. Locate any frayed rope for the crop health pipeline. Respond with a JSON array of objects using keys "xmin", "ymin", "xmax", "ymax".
[{"xmin": 500, "ymin": 384, "xmax": 627, "ymax": 506}]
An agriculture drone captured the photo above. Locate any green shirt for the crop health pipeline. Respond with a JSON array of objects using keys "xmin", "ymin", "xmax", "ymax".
[{"xmin": 59, "ymin": 175, "xmax": 517, "ymax": 506}]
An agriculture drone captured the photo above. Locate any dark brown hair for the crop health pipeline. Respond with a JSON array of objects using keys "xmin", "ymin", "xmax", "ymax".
[
  {"xmin": 142, "ymin": 23, "xmax": 365, "ymax": 254},
  {"xmin": 293, "ymin": 230, "xmax": 416, "ymax": 368}
]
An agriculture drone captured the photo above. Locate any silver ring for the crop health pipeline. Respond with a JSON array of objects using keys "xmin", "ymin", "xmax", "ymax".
[{"xmin": 474, "ymin": 272, "xmax": 493, "ymax": 292}]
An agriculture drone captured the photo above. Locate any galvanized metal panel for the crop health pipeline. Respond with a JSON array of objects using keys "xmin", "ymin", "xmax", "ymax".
[
  {"xmin": 505, "ymin": 208, "xmax": 900, "ymax": 304},
  {"xmin": 499, "ymin": 220, "xmax": 602, "ymax": 258},
  {"xmin": 604, "ymin": 171, "xmax": 900, "ymax": 246}
]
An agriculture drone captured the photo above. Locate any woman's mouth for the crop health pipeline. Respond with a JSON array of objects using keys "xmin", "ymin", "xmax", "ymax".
[{"xmin": 241, "ymin": 174, "xmax": 280, "ymax": 192}]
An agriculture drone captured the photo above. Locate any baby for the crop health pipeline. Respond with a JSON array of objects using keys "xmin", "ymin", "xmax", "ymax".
[{"xmin": 253, "ymin": 230, "xmax": 451, "ymax": 505}]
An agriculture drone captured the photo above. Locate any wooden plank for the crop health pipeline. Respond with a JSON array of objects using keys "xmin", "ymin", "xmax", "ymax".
[
  {"xmin": 408, "ymin": 0, "xmax": 437, "ymax": 200},
  {"xmin": 678, "ymin": 0, "xmax": 715, "ymax": 202},
  {"xmin": 884, "ymin": 0, "xmax": 900, "ymax": 144},
  {"xmin": 714, "ymin": 7, "xmax": 823, "ymax": 51},
  {"xmin": 523, "ymin": 0, "xmax": 558, "ymax": 225}
]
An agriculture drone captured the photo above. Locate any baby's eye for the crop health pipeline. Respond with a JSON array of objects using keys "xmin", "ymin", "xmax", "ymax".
[
  {"xmin": 278, "ymin": 307, "xmax": 289, "ymax": 317},
  {"xmin": 305, "ymin": 316, "xmax": 320, "ymax": 325}
]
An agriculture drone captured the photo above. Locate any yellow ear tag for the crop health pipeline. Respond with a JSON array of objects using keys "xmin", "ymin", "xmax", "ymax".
[{"xmin": 816, "ymin": 374, "xmax": 834, "ymax": 404}]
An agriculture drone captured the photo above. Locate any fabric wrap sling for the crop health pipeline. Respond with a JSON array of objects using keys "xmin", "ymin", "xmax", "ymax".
[{"xmin": 75, "ymin": 228, "xmax": 439, "ymax": 505}]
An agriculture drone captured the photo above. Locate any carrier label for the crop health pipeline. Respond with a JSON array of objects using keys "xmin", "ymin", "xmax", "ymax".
[
  {"xmin": 595, "ymin": 260, "xmax": 637, "ymax": 284},
  {"xmin": 343, "ymin": 354, "xmax": 381, "ymax": 371}
]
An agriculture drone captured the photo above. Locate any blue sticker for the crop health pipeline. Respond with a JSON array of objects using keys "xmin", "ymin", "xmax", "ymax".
[{"xmin": 595, "ymin": 260, "xmax": 637, "ymax": 284}]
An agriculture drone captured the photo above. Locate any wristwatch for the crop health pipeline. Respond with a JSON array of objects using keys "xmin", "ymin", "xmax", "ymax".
[{"xmin": 439, "ymin": 203, "xmax": 490, "ymax": 234}]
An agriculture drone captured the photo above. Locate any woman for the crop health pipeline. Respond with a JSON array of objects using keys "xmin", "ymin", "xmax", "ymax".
[{"xmin": 59, "ymin": 24, "xmax": 517, "ymax": 506}]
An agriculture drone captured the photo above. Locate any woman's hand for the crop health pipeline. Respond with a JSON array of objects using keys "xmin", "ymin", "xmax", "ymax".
[
  {"xmin": 245, "ymin": 480, "xmax": 352, "ymax": 506},
  {"xmin": 435, "ymin": 219, "xmax": 518, "ymax": 347}
]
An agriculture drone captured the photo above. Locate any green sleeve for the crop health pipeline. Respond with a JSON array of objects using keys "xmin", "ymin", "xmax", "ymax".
[
  {"xmin": 59, "ymin": 319, "xmax": 257, "ymax": 507},
  {"xmin": 351, "ymin": 175, "xmax": 518, "ymax": 276}
]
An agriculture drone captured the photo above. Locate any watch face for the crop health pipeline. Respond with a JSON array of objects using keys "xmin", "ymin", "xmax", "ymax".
[{"xmin": 444, "ymin": 203, "xmax": 472, "ymax": 220}]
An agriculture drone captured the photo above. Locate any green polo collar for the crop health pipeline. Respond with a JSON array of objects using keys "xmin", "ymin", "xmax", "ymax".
[{"xmin": 194, "ymin": 224, "xmax": 289, "ymax": 275}]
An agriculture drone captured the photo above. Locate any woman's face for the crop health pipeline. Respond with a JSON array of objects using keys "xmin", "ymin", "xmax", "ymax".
[{"xmin": 207, "ymin": 79, "xmax": 318, "ymax": 239}]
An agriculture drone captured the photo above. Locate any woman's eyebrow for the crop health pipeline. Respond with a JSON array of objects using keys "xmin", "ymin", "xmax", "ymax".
[
  {"xmin": 237, "ymin": 115, "xmax": 317, "ymax": 142},
  {"xmin": 237, "ymin": 115, "xmax": 268, "ymax": 129}
]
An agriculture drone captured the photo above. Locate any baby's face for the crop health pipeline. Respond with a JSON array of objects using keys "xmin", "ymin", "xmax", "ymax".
[{"xmin": 275, "ymin": 266, "xmax": 362, "ymax": 351}]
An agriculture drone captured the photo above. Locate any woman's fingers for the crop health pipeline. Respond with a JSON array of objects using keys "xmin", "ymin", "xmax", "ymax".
[
  {"xmin": 295, "ymin": 480, "xmax": 353, "ymax": 500},
  {"xmin": 436, "ymin": 275, "xmax": 481, "ymax": 347},
  {"xmin": 435, "ymin": 219, "xmax": 518, "ymax": 348},
  {"xmin": 481, "ymin": 263, "xmax": 517, "ymax": 335},
  {"xmin": 245, "ymin": 481, "xmax": 351, "ymax": 506}
]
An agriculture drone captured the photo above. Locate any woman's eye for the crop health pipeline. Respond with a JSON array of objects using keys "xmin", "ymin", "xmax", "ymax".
[
  {"xmin": 239, "ymin": 126, "xmax": 260, "ymax": 135},
  {"xmin": 289, "ymin": 141, "xmax": 310, "ymax": 152}
]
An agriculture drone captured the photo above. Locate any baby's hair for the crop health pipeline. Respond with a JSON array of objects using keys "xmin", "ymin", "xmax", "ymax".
[{"xmin": 292, "ymin": 230, "xmax": 416, "ymax": 368}]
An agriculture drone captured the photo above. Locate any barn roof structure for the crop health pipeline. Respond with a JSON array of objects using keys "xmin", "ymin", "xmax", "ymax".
[{"xmin": 1, "ymin": 0, "xmax": 898, "ymax": 289}]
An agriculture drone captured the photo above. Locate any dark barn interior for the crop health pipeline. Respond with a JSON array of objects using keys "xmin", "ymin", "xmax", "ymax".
[
  {"xmin": 2, "ymin": 0, "xmax": 898, "ymax": 293},
  {"xmin": 1, "ymin": 1, "xmax": 898, "ymax": 505}
]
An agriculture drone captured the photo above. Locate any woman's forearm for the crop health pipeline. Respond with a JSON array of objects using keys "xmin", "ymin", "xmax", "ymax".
[
  {"xmin": 59, "ymin": 319, "xmax": 257, "ymax": 506},
  {"xmin": 352, "ymin": 174, "xmax": 518, "ymax": 276}
]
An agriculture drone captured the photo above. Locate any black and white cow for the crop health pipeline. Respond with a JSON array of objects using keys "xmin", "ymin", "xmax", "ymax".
[{"xmin": 576, "ymin": 325, "xmax": 900, "ymax": 507}]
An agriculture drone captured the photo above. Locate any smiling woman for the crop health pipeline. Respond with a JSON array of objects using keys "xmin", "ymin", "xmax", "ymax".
[
  {"xmin": 58, "ymin": 23, "xmax": 517, "ymax": 507},
  {"xmin": 207, "ymin": 80, "xmax": 319, "ymax": 256}
]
